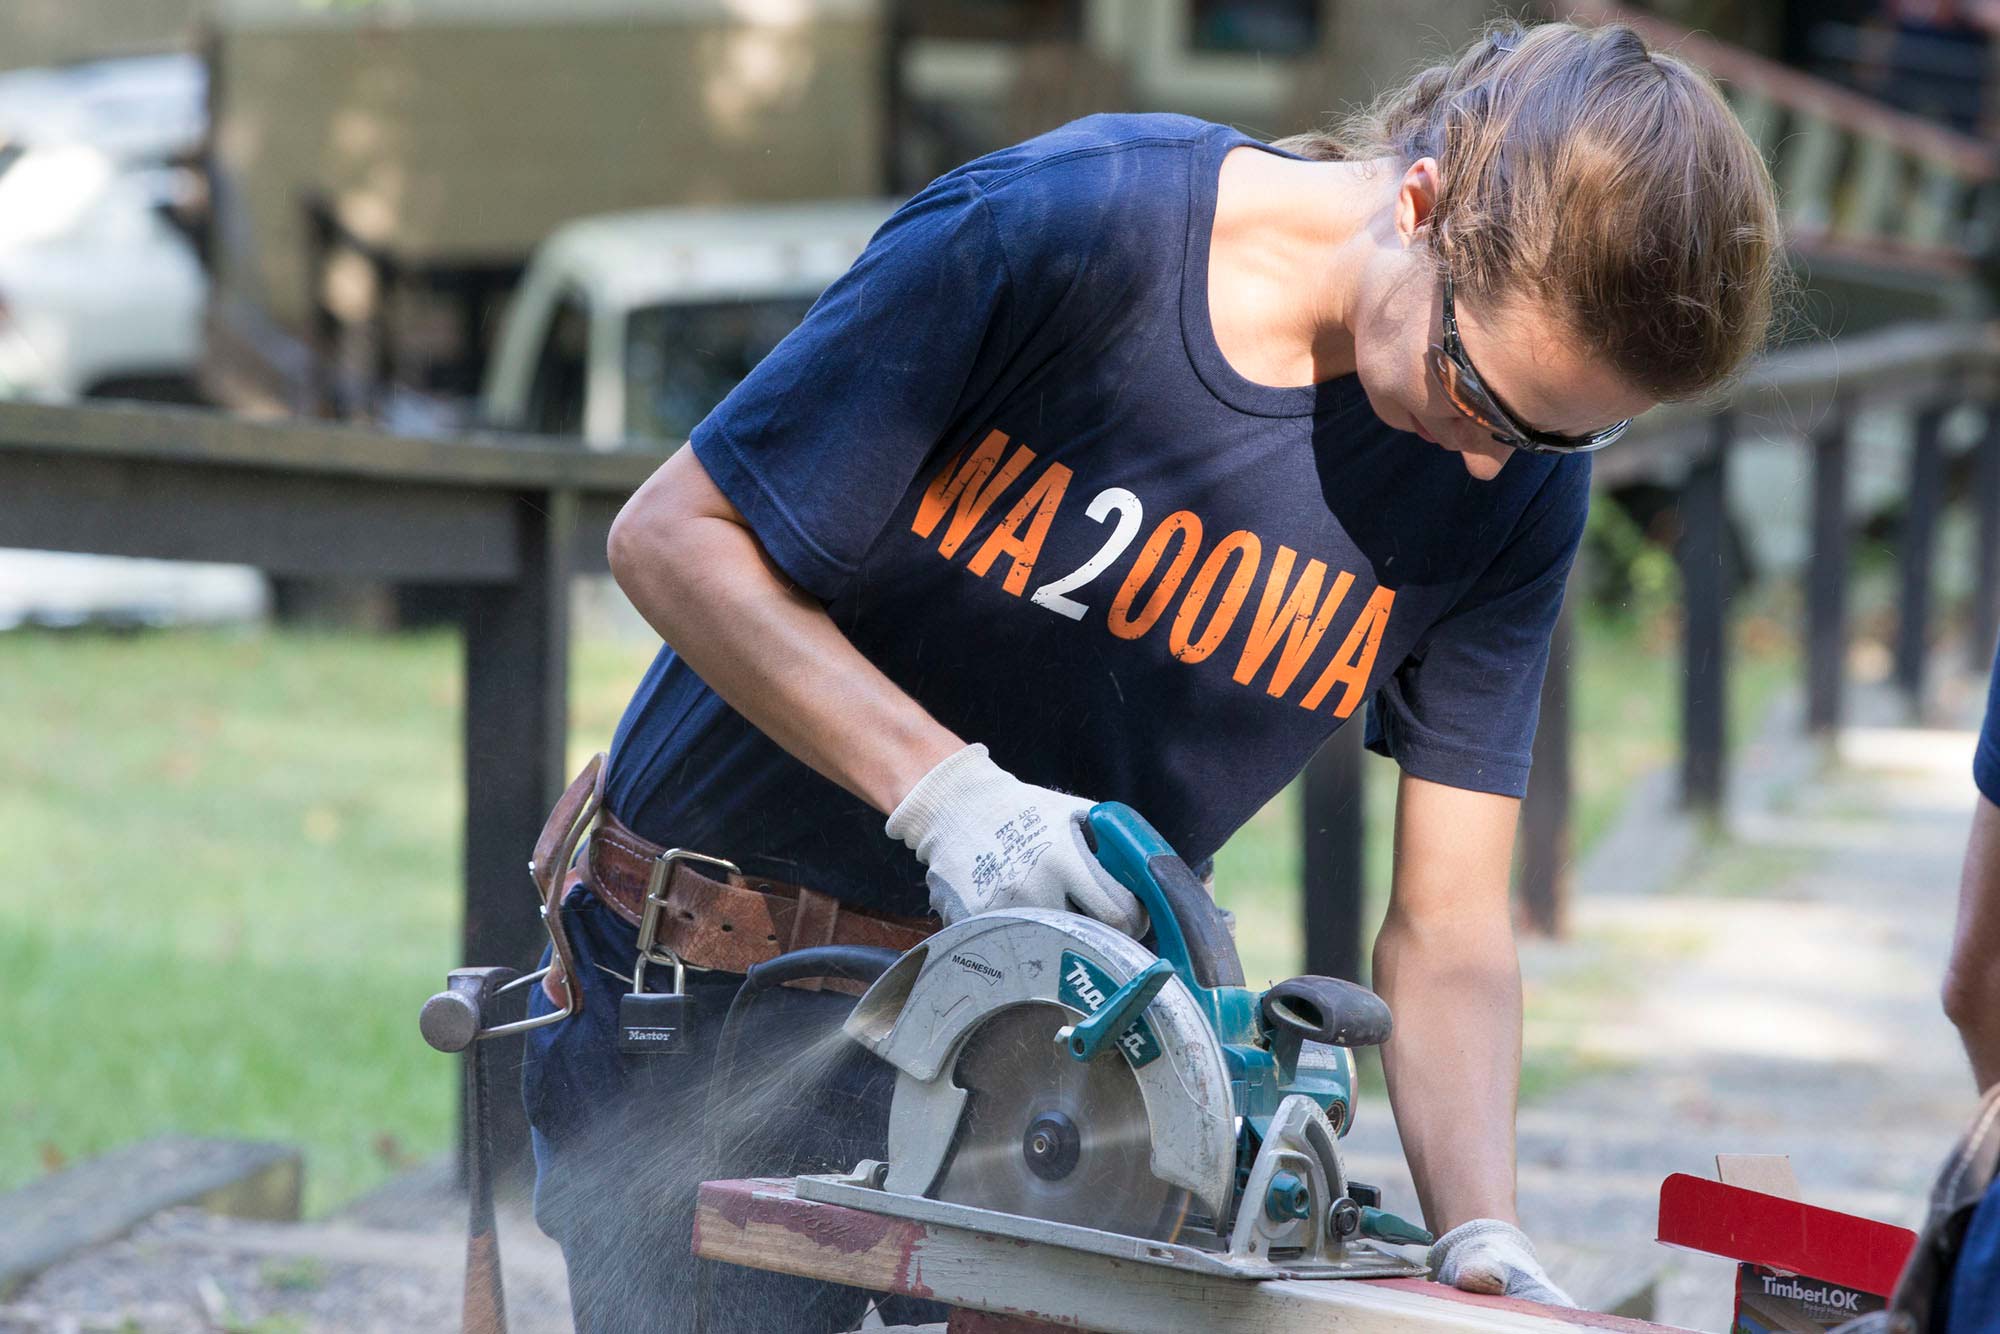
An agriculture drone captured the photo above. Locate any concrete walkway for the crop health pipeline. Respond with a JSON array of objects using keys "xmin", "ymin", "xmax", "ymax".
[{"xmin": 1341, "ymin": 671, "xmax": 1990, "ymax": 1329}]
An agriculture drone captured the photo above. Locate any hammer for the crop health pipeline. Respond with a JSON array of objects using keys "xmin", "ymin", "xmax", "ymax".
[{"xmin": 421, "ymin": 965, "xmax": 529, "ymax": 1334}]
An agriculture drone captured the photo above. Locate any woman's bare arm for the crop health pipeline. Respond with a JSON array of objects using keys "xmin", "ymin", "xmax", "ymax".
[
  {"xmin": 607, "ymin": 446, "xmax": 964, "ymax": 814},
  {"xmin": 1373, "ymin": 772, "xmax": 1526, "ymax": 1231}
]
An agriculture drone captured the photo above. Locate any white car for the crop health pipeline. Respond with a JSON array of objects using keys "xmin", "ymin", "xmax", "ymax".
[
  {"xmin": 480, "ymin": 198, "xmax": 900, "ymax": 448},
  {"xmin": 0, "ymin": 140, "xmax": 205, "ymax": 402},
  {"xmin": 0, "ymin": 53, "xmax": 205, "ymax": 168},
  {"xmin": 0, "ymin": 54, "xmax": 244, "ymax": 628}
]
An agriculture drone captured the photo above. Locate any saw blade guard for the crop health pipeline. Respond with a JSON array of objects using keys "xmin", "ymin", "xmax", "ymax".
[{"xmin": 844, "ymin": 908, "xmax": 1238, "ymax": 1221}]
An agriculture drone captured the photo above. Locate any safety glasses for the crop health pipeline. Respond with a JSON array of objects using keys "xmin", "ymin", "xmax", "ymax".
[{"xmin": 1428, "ymin": 271, "xmax": 1631, "ymax": 456}]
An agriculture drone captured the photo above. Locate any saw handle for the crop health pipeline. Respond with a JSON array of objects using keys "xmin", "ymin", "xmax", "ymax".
[
  {"xmin": 1083, "ymin": 803, "xmax": 1246, "ymax": 991},
  {"xmin": 1260, "ymin": 975, "xmax": 1393, "ymax": 1049}
]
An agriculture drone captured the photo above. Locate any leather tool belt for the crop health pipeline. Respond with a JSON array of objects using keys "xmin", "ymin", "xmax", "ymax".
[{"xmin": 532, "ymin": 754, "xmax": 937, "ymax": 1009}]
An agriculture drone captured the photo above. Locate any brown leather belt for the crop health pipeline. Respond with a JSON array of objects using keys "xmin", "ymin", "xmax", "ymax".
[
  {"xmin": 532, "ymin": 753, "xmax": 936, "ymax": 1009},
  {"xmin": 582, "ymin": 808, "xmax": 938, "ymax": 990}
]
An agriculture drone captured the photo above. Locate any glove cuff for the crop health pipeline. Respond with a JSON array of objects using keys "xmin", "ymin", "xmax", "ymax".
[{"xmin": 885, "ymin": 742, "xmax": 1003, "ymax": 851}]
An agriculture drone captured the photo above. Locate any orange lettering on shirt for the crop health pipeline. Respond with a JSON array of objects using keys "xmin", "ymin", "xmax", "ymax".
[
  {"xmin": 911, "ymin": 429, "xmax": 1035, "ymax": 559},
  {"xmin": 1169, "ymin": 530, "xmax": 1261, "ymax": 664},
  {"xmin": 1232, "ymin": 546, "xmax": 1354, "ymax": 697},
  {"xmin": 1108, "ymin": 511, "xmax": 1203, "ymax": 640},
  {"xmin": 968, "ymin": 462, "xmax": 1073, "ymax": 595},
  {"xmin": 1301, "ymin": 586, "xmax": 1397, "ymax": 717}
]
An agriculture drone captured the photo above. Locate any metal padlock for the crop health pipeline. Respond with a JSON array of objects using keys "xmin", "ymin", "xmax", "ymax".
[
  {"xmin": 619, "ymin": 947, "xmax": 695, "ymax": 1055},
  {"xmin": 617, "ymin": 847, "xmax": 734, "ymax": 1056}
]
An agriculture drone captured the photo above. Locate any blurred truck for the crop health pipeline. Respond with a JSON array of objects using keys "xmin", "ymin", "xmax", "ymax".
[{"xmin": 199, "ymin": 0, "xmax": 888, "ymax": 420}]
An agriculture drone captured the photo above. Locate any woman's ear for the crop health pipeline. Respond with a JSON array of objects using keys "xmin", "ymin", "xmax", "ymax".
[{"xmin": 1396, "ymin": 156, "xmax": 1442, "ymax": 246}]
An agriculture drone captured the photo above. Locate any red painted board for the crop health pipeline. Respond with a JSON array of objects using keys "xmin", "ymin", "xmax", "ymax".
[
  {"xmin": 1656, "ymin": 1173, "xmax": 1915, "ymax": 1295},
  {"xmin": 947, "ymin": 1313, "xmax": 1076, "ymax": 1334}
]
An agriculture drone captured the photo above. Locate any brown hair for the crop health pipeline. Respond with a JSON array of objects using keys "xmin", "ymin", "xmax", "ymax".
[{"xmin": 1275, "ymin": 19, "xmax": 1784, "ymax": 403}]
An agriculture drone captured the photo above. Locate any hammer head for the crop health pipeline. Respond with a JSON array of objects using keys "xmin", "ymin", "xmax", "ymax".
[{"xmin": 420, "ymin": 966, "xmax": 523, "ymax": 1052}]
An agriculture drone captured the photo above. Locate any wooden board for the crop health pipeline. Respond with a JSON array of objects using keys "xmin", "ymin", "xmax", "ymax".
[{"xmin": 695, "ymin": 1178, "xmax": 1697, "ymax": 1334}]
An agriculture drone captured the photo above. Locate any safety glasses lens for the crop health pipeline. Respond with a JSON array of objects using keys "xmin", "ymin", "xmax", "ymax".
[{"xmin": 1429, "ymin": 347, "xmax": 1513, "ymax": 437}]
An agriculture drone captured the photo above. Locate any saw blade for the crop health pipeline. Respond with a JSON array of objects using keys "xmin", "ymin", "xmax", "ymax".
[{"xmin": 930, "ymin": 1002, "xmax": 1191, "ymax": 1242}]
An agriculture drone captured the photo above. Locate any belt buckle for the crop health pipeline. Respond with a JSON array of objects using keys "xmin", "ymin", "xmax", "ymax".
[{"xmin": 634, "ymin": 848, "xmax": 740, "ymax": 984}]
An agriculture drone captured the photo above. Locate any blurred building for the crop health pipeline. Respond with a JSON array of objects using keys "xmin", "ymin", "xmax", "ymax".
[
  {"xmin": 0, "ymin": 0, "xmax": 1992, "ymax": 430},
  {"xmin": 0, "ymin": 0, "xmax": 205, "ymax": 73}
]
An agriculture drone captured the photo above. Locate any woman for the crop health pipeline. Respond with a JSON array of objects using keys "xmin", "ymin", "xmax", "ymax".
[{"xmin": 523, "ymin": 18, "xmax": 1783, "ymax": 1331}]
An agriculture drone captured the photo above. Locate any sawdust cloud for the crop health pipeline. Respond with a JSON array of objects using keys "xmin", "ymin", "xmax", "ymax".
[{"xmin": 526, "ymin": 999, "xmax": 932, "ymax": 1333}]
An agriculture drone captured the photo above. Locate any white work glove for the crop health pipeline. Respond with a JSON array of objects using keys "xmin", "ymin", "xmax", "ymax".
[
  {"xmin": 1428, "ymin": 1219, "xmax": 1575, "ymax": 1308},
  {"xmin": 885, "ymin": 743, "xmax": 1145, "ymax": 936}
]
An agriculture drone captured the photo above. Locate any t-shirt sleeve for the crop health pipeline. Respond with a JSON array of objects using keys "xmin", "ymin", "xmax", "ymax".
[
  {"xmin": 687, "ymin": 173, "xmax": 1027, "ymax": 603},
  {"xmin": 1976, "ymin": 635, "xmax": 2000, "ymax": 805},
  {"xmin": 1363, "ymin": 457, "xmax": 1591, "ymax": 798}
]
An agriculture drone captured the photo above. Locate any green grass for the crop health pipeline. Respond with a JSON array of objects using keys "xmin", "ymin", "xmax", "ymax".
[
  {"xmin": 0, "ymin": 591, "xmax": 1795, "ymax": 1211},
  {"xmin": 0, "ymin": 624, "xmax": 659, "ymax": 1216}
]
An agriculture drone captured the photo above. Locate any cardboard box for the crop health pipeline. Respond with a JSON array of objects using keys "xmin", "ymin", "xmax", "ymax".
[{"xmin": 1656, "ymin": 1156, "xmax": 1916, "ymax": 1334}]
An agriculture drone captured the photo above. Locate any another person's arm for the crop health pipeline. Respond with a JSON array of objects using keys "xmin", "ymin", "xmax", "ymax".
[{"xmin": 1946, "ymin": 796, "xmax": 2000, "ymax": 1092}]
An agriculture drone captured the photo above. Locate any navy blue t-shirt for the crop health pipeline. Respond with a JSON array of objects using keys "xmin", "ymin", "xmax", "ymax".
[
  {"xmin": 1978, "ymin": 635, "xmax": 2000, "ymax": 805},
  {"xmin": 605, "ymin": 113, "xmax": 1590, "ymax": 914}
]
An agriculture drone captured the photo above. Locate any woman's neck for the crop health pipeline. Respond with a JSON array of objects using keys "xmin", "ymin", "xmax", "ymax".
[{"xmin": 1207, "ymin": 149, "xmax": 1395, "ymax": 388}]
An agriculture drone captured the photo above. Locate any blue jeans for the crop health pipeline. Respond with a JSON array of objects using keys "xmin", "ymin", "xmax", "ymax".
[{"xmin": 521, "ymin": 886, "xmax": 950, "ymax": 1333}]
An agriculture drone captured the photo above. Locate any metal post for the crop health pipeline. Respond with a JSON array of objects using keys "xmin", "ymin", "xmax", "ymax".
[
  {"xmin": 301, "ymin": 196, "xmax": 336, "ymax": 420},
  {"xmin": 1806, "ymin": 404, "xmax": 1852, "ymax": 734},
  {"xmin": 1679, "ymin": 414, "xmax": 1732, "ymax": 815},
  {"xmin": 881, "ymin": 0, "xmax": 910, "ymax": 194},
  {"xmin": 370, "ymin": 253, "xmax": 402, "ymax": 424},
  {"xmin": 1517, "ymin": 577, "xmax": 1574, "ymax": 937},
  {"xmin": 1971, "ymin": 403, "xmax": 2000, "ymax": 672},
  {"xmin": 1302, "ymin": 722, "xmax": 1366, "ymax": 984},
  {"xmin": 460, "ymin": 489, "xmax": 576, "ymax": 1182},
  {"xmin": 1896, "ymin": 402, "xmax": 1949, "ymax": 714}
]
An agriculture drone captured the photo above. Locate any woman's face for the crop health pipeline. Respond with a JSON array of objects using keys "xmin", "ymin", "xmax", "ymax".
[{"xmin": 1349, "ymin": 162, "xmax": 1657, "ymax": 481}]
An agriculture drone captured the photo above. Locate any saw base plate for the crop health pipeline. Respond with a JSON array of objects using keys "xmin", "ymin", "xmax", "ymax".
[{"xmin": 794, "ymin": 1169, "xmax": 1428, "ymax": 1282}]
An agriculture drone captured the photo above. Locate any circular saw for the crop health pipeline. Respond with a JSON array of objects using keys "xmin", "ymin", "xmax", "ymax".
[{"xmin": 796, "ymin": 803, "xmax": 1432, "ymax": 1281}]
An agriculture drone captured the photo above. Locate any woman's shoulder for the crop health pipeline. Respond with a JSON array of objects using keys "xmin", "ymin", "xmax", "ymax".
[
  {"xmin": 954, "ymin": 112, "xmax": 1222, "ymax": 190},
  {"xmin": 939, "ymin": 113, "xmax": 1224, "ymax": 295}
]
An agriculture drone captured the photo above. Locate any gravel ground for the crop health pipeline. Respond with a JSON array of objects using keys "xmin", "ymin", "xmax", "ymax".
[{"xmin": 2, "ymin": 1200, "xmax": 572, "ymax": 1334}]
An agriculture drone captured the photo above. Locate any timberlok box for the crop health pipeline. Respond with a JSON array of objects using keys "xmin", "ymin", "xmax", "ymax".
[
  {"xmin": 1656, "ymin": 1155, "xmax": 1917, "ymax": 1334},
  {"xmin": 1731, "ymin": 1263, "xmax": 1881, "ymax": 1331}
]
